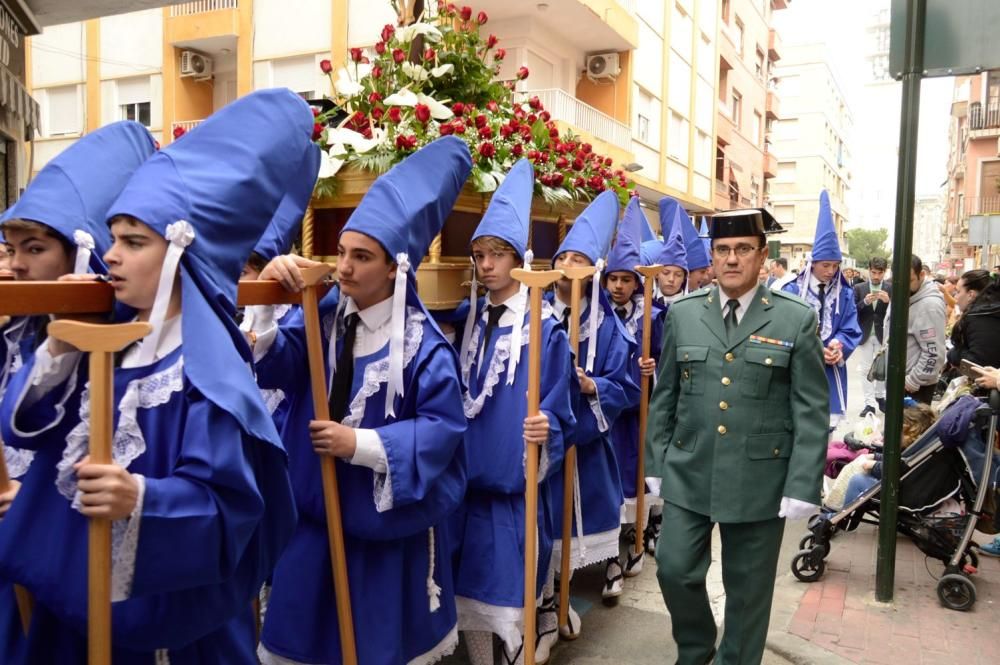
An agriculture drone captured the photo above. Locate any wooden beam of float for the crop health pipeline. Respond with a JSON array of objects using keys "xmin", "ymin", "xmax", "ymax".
[
  {"xmin": 633, "ymin": 265, "xmax": 663, "ymax": 559},
  {"xmin": 509, "ymin": 268, "xmax": 564, "ymax": 665}
]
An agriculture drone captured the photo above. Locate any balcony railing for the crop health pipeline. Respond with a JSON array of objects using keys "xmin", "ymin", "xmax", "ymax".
[
  {"xmin": 169, "ymin": 0, "xmax": 238, "ymax": 17},
  {"xmin": 171, "ymin": 119, "xmax": 204, "ymax": 135},
  {"xmin": 966, "ymin": 196, "xmax": 1000, "ymax": 217},
  {"xmin": 969, "ymin": 101, "xmax": 1000, "ymax": 131},
  {"xmin": 516, "ymin": 89, "xmax": 632, "ymax": 151}
]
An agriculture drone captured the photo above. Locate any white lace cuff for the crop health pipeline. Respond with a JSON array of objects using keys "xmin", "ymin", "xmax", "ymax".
[
  {"xmin": 24, "ymin": 340, "xmax": 81, "ymax": 408},
  {"xmin": 350, "ymin": 428, "xmax": 387, "ymax": 473},
  {"xmin": 111, "ymin": 473, "xmax": 145, "ymax": 602},
  {"xmin": 587, "ymin": 384, "xmax": 609, "ymax": 433}
]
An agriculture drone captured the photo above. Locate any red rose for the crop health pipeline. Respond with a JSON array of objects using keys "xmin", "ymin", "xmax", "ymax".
[
  {"xmin": 510, "ymin": 119, "xmax": 520, "ymax": 130},
  {"xmin": 527, "ymin": 150, "xmax": 539, "ymax": 160},
  {"xmin": 387, "ymin": 107, "xmax": 402, "ymax": 124},
  {"xmin": 540, "ymin": 111, "xmax": 551, "ymax": 122},
  {"xmin": 477, "ymin": 10, "xmax": 488, "ymax": 24},
  {"xmin": 320, "ymin": 59, "xmax": 333, "ymax": 74},
  {"xmin": 527, "ymin": 113, "xmax": 537, "ymax": 124},
  {"xmin": 424, "ymin": 47, "xmax": 436, "ymax": 61},
  {"xmin": 371, "ymin": 107, "xmax": 384, "ymax": 121},
  {"xmin": 172, "ymin": 125, "xmax": 186, "ymax": 139},
  {"xmin": 312, "ymin": 123, "xmax": 324, "ymax": 141},
  {"xmin": 555, "ymin": 157, "xmax": 568, "ymax": 169},
  {"xmin": 574, "ymin": 177, "xmax": 586, "ymax": 188},
  {"xmin": 452, "ymin": 102, "xmax": 466, "ymax": 116},
  {"xmin": 494, "ymin": 48, "xmax": 506, "ymax": 60},
  {"xmin": 453, "ymin": 121, "xmax": 466, "ymax": 134},
  {"xmin": 582, "ymin": 143, "xmax": 592, "ymax": 154},
  {"xmin": 381, "ymin": 24, "xmax": 395, "ymax": 43},
  {"xmin": 478, "ymin": 141, "xmax": 496, "ymax": 158},
  {"xmin": 550, "ymin": 173, "xmax": 564, "ymax": 187},
  {"xmin": 486, "ymin": 101, "xmax": 499, "ymax": 113},
  {"xmin": 528, "ymin": 96, "xmax": 542, "ymax": 110},
  {"xmin": 460, "ymin": 6, "xmax": 473, "ymax": 21},
  {"xmin": 415, "ymin": 103, "xmax": 431, "ymax": 124},
  {"xmin": 548, "ymin": 127, "xmax": 559, "ymax": 138},
  {"xmin": 360, "ymin": 56, "xmax": 370, "ymax": 64},
  {"xmin": 439, "ymin": 123, "xmax": 455, "ymax": 136},
  {"xmin": 350, "ymin": 48, "xmax": 364, "ymax": 63},
  {"xmin": 517, "ymin": 66, "xmax": 530, "ymax": 80},
  {"xmin": 486, "ymin": 34, "xmax": 498, "ymax": 48},
  {"xmin": 540, "ymin": 174, "xmax": 551, "ymax": 186},
  {"xmin": 588, "ymin": 175, "xmax": 604, "ymax": 188},
  {"xmin": 371, "ymin": 66, "xmax": 383, "ymax": 79},
  {"xmin": 512, "ymin": 143, "xmax": 524, "ymax": 156},
  {"xmin": 519, "ymin": 126, "xmax": 532, "ymax": 140},
  {"xmin": 396, "ymin": 134, "xmax": 417, "ymax": 150},
  {"xmin": 572, "ymin": 158, "xmax": 584, "ymax": 170},
  {"xmin": 375, "ymin": 41, "xmax": 386, "ymax": 55},
  {"xmin": 311, "ymin": 106, "xmax": 320, "ymax": 117},
  {"xmin": 392, "ymin": 48, "xmax": 406, "ymax": 64},
  {"xmin": 478, "ymin": 126, "xmax": 493, "ymax": 139},
  {"xmin": 368, "ymin": 92, "xmax": 383, "ymax": 104},
  {"xmin": 475, "ymin": 114, "xmax": 488, "ymax": 129},
  {"xmin": 500, "ymin": 124, "xmax": 515, "ymax": 138}
]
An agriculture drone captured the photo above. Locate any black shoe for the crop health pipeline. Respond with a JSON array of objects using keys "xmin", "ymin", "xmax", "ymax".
[
  {"xmin": 876, "ymin": 397, "xmax": 886, "ymax": 412},
  {"xmin": 858, "ymin": 405, "xmax": 875, "ymax": 418}
]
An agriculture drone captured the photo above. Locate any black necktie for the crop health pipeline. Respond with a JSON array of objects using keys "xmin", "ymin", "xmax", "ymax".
[
  {"xmin": 328, "ymin": 313, "xmax": 360, "ymax": 423},
  {"xmin": 725, "ymin": 299, "xmax": 740, "ymax": 339},
  {"xmin": 560, "ymin": 306, "xmax": 572, "ymax": 332},
  {"xmin": 615, "ymin": 306, "xmax": 628, "ymax": 321},
  {"xmin": 481, "ymin": 304, "xmax": 506, "ymax": 357},
  {"xmin": 817, "ymin": 283, "xmax": 827, "ymax": 331}
]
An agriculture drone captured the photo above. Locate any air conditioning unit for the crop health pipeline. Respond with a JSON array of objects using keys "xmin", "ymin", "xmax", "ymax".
[
  {"xmin": 180, "ymin": 51, "xmax": 213, "ymax": 79},
  {"xmin": 586, "ymin": 53, "xmax": 620, "ymax": 81}
]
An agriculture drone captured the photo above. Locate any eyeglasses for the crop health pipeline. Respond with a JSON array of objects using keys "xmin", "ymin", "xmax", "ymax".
[{"xmin": 712, "ymin": 244, "xmax": 763, "ymax": 258}]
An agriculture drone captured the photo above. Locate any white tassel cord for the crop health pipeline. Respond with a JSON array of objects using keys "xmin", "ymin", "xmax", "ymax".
[
  {"xmin": 585, "ymin": 259, "xmax": 604, "ymax": 373},
  {"xmin": 505, "ymin": 250, "xmax": 532, "ymax": 385},
  {"xmin": 136, "ymin": 221, "xmax": 194, "ymax": 366},
  {"xmin": 72, "ymin": 229, "xmax": 95, "ymax": 275},
  {"xmin": 427, "ymin": 527, "xmax": 441, "ymax": 612},
  {"xmin": 460, "ymin": 256, "xmax": 478, "ymax": 366},
  {"xmin": 385, "ymin": 252, "xmax": 411, "ymax": 418}
]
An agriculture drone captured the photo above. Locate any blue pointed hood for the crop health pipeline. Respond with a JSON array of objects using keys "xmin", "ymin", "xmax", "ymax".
[
  {"xmin": 656, "ymin": 209, "xmax": 689, "ymax": 272},
  {"xmin": 343, "ymin": 136, "xmax": 471, "ymax": 268},
  {"xmin": 554, "ymin": 190, "xmax": 619, "ymax": 265},
  {"xmin": 471, "ymin": 158, "xmax": 533, "ymax": 258},
  {"xmin": 252, "ymin": 146, "xmax": 321, "ymax": 262},
  {"xmin": 606, "ymin": 196, "xmax": 645, "ymax": 277},
  {"xmin": 639, "ymin": 201, "xmax": 657, "ymax": 244},
  {"xmin": 106, "ymin": 88, "xmax": 317, "ymax": 451},
  {"xmin": 0, "ymin": 120, "xmax": 156, "ymax": 274},
  {"xmin": 639, "ymin": 239, "xmax": 663, "ymax": 266},
  {"xmin": 659, "ymin": 197, "xmax": 710, "ymax": 271},
  {"xmin": 698, "ymin": 216, "xmax": 711, "ymax": 260},
  {"xmin": 811, "ymin": 190, "xmax": 842, "ymax": 261}
]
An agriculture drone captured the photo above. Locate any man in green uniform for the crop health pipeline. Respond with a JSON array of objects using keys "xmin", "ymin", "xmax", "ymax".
[{"xmin": 645, "ymin": 208, "xmax": 829, "ymax": 665}]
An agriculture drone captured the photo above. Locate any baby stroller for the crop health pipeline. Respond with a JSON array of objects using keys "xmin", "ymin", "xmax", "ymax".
[{"xmin": 791, "ymin": 391, "xmax": 1000, "ymax": 612}]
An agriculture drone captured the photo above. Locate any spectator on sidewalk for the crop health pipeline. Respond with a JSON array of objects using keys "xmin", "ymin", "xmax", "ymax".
[
  {"xmin": 766, "ymin": 257, "xmax": 788, "ymax": 287},
  {"xmin": 947, "ymin": 269, "xmax": 1000, "ymax": 372},
  {"xmin": 905, "ymin": 255, "xmax": 947, "ymax": 404},
  {"xmin": 854, "ymin": 257, "xmax": 891, "ymax": 416}
]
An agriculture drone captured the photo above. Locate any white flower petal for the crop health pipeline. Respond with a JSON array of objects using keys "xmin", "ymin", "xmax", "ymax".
[
  {"xmin": 352, "ymin": 128, "xmax": 386, "ymax": 153},
  {"xmin": 384, "ymin": 88, "xmax": 419, "ymax": 107},
  {"xmin": 326, "ymin": 127, "xmax": 366, "ymax": 147},
  {"xmin": 334, "ymin": 69, "xmax": 363, "ymax": 96},
  {"xmin": 329, "ymin": 143, "xmax": 348, "ymax": 157},
  {"xmin": 397, "ymin": 23, "xmax": 443, "ymax": 43},
  {"xmin": 401, "ymin": 62, "xmax": 429, "ymax": 82},
  {"xmin": 430, "ymin": 64, "xmax": 454, "ymax": 78},
  {"xmin": 417, "ymin": 93, "xmax": 453, "ymax": 120},
  {"xmin": 318, "ymin": 153, "xmax": 345, "ymax": 179}
]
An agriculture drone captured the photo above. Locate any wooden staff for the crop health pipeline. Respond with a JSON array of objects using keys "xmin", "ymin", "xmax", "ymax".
[
  {"xmin": 47, "ymin": 320, "xmax": 152, "ymax": 665},
  {"xmin": 296, "ymin": 264, "xmax": 357, "ymax": 665},
  {"xmin": 556, "ymin": 265, "xmax": 597, "ymax": 638},
  {"xmin": 0, "ymin": 458, "xmax": 33, "ymax": 635},
  {"xmin": 510, "ymin": 268, "xmax": 563, "ymax": 665},
  {"xmin": 633, "ymin": 265, "xmax": 663, "ymax": 557}
]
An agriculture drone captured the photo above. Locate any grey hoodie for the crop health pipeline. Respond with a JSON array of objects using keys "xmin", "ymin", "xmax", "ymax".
[{"xmin": 904, "ymin": 279, "xmax": 946, "ymax": 391}]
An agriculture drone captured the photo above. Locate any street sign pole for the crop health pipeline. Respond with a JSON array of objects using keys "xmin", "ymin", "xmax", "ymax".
[{"xmin": 878, "ymin": 0, "xmax": 925, "ymax": 604}]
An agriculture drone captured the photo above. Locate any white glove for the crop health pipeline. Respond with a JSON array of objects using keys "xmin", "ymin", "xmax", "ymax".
[{"xmin": 778, "ymin": 496, "xmax": 819, "ymax": 520}]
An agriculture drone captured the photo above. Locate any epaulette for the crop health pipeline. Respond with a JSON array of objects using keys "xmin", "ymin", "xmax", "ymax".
[
  {"xmin": 768, "ymin": 288, "xmax": 813, "ymax": 310},
  {"xmin": 675, "ymin": 287, "xmax": 710, "ymax": 303}
]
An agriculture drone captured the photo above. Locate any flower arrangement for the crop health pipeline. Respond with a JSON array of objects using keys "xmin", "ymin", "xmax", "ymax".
[{"xmin": 312, "ymin": 0, "xmax": 635, "ymax": 207}]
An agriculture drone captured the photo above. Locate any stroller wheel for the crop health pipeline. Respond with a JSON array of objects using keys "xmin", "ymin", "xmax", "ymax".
[
  {"xmin": 937, "ymin": 573, "xmax": 976, "ymax": 611},
  {"xmin": 791, "ymin": 549, "xmax": 826, "ymax": 582},
  {"xmin": 799, "ymin": 534, "xmax": 831, "ymax": 558}
]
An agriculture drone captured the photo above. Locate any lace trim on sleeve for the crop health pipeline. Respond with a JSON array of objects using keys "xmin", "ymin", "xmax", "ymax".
[
  {"xmin": 341, "ymin": 308, "xmax": 425, "ymax": 513},
  {"xmin": 3, "ymin": 447, "xmax": 34, "ymax": 480},
  {"xmin": 260, "ymin": 388, "xmax": 286, "ymax": 415}
]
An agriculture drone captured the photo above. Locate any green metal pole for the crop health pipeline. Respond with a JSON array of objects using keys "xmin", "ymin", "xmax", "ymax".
[{"xmin": 877, "ymin": 0, "xmax": 925, "ymax": 603}]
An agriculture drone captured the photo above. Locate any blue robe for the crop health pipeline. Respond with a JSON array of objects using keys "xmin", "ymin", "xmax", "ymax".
[
  {"xmin": 449, "ymin": 297, "xmax": 577, "ymax": 648},
  {"xmin": 546, "ymin": 290, "xmax": 640, "ymax": 567},
  {"xmin": 782, "ymin": 276, "xmax": 862, "ymax": 415},
  {"xmin": 0, "ymin": 345, "xmax": 297, "ymax": 663},
  {"xmin": 607, "ymin": 295, "xmax": 663, "ymax": 522},
  {"xmin": 258, "ymin": 291, "xmax": 468, "ymax": 665}
]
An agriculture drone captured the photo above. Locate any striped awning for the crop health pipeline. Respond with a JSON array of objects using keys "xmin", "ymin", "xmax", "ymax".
[{"xmin": 0, "ymin": 67, "xmax": 40, "ymax": 137}]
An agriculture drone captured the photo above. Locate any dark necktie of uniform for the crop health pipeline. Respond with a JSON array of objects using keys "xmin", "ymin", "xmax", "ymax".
[
  {"xmin": 615, "ymin": 306, "xmax": 628, "ymax": 321},
  {"xmin": 817, "ymin": 283, "xmax": 827, "ymax": 332},
  {"xmin": 481, "ymin": 304, "xmax": 506, "ymax": 358},
  {"xmin": 328, "ymin": 312, "xmax": 360, "ymax": 423},
  {"xmin": 725, "ymin": 299, "xmax": 740, "ymax": 341},
  {"xmin": 560, "ymin": 306, "xmax": 572, "ymax": 332}
]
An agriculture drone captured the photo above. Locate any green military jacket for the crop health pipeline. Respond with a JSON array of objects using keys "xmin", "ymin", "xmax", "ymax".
[{"xmin": 644, "ymin": 284, "xmax": 829, "ymax": 523}]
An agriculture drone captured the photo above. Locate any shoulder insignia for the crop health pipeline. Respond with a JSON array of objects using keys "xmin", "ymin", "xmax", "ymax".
[{"xmin": 768, "ymin": 288, "xmax": 812, "ymax": 310}]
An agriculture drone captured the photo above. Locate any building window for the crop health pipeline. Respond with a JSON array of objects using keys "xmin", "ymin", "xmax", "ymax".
[
  {"xmin": 731, "ymin": 89, "xmax": 742, "ymax": 128},
  {"xmin": 722, "ymin": 0, "xmax": 731, "ymax": 23},
  {"xmin": 753, "ymin": 111, "xmax": 763, "ymax": 146},
  {"xmin": 755, "ymin": 48, "xmax": 766, "ymax": 81},
  {"xmin": 117, "ymin": 77, "xmax": 152, "ymax": 127},
  {"xmin": 668, "ymin": 112, "xmax": 689, "ymax": 160},
  {"xmin": 777, "ymin": 160, "xmax": 796, "ymax": 180},
  {"xmin": 271, "ymin": 55, "xmax": 319, "ymax": 99},
  {"xmin": 637, "ymin": 114, "xmax": 650, "ymax": 143},
  {"xmin": 734, "ymin": 18, "xmax": 745, "ymax": 56},
  {"xmin": 44, "ymin": 85, "xmax": 81, "ymax": 137},
  {"xmin": 121, "ymin": 102, "xmax": 151, "ymax": 127}
]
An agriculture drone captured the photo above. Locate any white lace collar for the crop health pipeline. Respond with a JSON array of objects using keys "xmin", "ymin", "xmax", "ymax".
[{"xmin": 122, "ymin": 314, "xmax": 181, "ymax": 369}]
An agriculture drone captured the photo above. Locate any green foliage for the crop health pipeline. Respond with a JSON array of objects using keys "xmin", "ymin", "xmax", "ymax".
[{"xmin": 845, "ymin": 228, "xmax": 889, "ymax": 267}]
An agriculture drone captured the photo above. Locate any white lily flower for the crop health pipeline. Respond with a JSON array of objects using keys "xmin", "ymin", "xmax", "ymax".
[
  {"xmin": 401, "ymin": 62, "xmax": 430, "ymax": 82},
  {"xmin": 384, "ymin": 88, "xmax": 419, "ymax": 107},
  {"xmin": 430, "ymin": 63, "xmax": 454, "ymax": 78},
  {"xmin": 334, "ymin": 69, "xmax": 363, "ymax": 97},
  {"xmin": 318, "ymin": 151, "xmax": 345, "ymax": 179},
  {"xmin": 397, "ymin": 23, "xmax": 443, "ymax": 43},
  {"xmin": 350, "ymin": 128, "xmax": 386, "ymax": 154},
  {"xmin": 417, "ymin": 94, "xmax": 453, "ymax": 120}
]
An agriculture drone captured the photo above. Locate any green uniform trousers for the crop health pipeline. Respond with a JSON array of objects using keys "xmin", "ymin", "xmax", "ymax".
[{"xmin": 655, "ymin": 502, "xmax": 785, "ymax": 665}]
